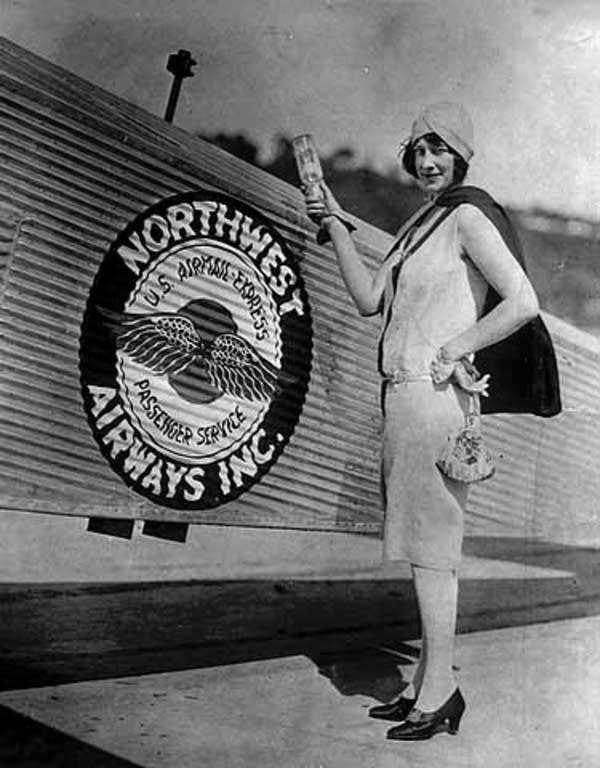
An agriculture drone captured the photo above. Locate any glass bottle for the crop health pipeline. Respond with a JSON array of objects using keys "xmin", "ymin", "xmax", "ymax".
[{"xmin": 292, "ymin": 134, "xmax": 324, "ymax": 203}]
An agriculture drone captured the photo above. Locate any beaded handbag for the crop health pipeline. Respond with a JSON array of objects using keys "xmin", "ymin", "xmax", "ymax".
[{"xmin": 436, "ymin": 393, "xmax": 495, "ymax": 483}]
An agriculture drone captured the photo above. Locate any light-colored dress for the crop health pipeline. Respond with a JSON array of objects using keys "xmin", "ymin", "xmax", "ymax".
[{"xmin": 379, "ymin": 203, "xmax": 488, "ymax": 570}]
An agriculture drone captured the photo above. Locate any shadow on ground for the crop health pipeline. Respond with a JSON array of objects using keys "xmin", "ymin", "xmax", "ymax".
[
  {"xmin": 0, "ymin": 704, "xmax": 143, "ymax": 768},
  {"xmin": 0, "ymin": 537, "xmax": 598, "ymax": 693}
]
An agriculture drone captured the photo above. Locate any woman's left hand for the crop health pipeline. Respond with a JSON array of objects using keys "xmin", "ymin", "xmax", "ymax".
[
  {"xmin": 453, "ymin": 362, "xmax": 490, "ymax": 397},
  {"xmin": 430, "ymin": 349, "xmax": 490, "ymax": 396},
  {"xmin": 430, "ymin": 345, "xmax": 461, "ymax": 384},
  {"xmin": 430, "ymin": 355, "xmax": 456, "ymax": 385}
]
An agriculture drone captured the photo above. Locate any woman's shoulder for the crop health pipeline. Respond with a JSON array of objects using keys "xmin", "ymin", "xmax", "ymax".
[
  {"xmin": 438, "ymin": 185, "xmax": 501, "ymax": 211},
  {"xmin": 443, "ymin": 186, "xmax": 512, "ymax": 240},
  {"xmin": 455, "ymin": 201, "xmax": 494, "ymax": 233},
  {"xmin": 441, "ymin": 185, "xmax": 527, "ymax": 270}
]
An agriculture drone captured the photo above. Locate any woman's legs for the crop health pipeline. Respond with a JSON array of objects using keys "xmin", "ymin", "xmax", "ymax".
[
  {"xmin": 400, "ymin": 634, "xmax": 426, "ymax": 699},
  {"xmin": 410, "ymin": 564, "xmax": 458, "ymax": 713}
]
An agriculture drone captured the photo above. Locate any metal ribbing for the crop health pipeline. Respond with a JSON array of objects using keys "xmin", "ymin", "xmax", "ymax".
[
  {"xmin": 467, "ymin": 321, "xmax": 600, "ymax": 545},
  {"xmin": 0, "ymin": 36, "xmax": 598, "ymax": 544}
]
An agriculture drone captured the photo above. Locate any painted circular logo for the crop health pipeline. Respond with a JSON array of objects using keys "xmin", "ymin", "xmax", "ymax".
[{"xmin": 80, "ymin": 191, "xmax": 312, "ymax": 509}]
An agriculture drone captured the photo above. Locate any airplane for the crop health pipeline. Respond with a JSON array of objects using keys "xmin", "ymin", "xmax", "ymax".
[{"xmin": 0, "ymin": 35, "xmax": 598, "ymax": 689}]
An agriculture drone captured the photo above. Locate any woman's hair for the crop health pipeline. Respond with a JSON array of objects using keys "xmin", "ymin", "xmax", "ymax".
[{"xmin": 402, "ymin": 132, "xmax": 469, "ymax": 184}]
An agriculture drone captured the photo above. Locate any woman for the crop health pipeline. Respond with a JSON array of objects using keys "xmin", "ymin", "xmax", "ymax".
[{"xmin": 305, "ymin": 102, "xmax": 560, "ymax": 740}]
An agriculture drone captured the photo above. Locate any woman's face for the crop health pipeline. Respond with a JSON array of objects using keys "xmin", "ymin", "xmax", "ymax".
[{"xmin": 413, "ymin": 137, "xmax": 456, "ymax": 194}]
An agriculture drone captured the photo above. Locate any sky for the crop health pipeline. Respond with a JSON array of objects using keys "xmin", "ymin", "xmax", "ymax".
[{"xmin": 2, "ymin": 0, "xmax": 600, "ymax": 220}]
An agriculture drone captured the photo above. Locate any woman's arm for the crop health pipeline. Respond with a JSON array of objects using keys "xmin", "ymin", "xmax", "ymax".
[
  {"xmin": 306, "ymin": 183, "xmax": 387, "ymax": 316},
  {"xmin": 439, "ymin": 204, "xmax": 539, "ymax": 363}
]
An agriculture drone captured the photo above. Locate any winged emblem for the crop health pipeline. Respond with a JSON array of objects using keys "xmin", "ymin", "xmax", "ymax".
[{"xmin": 98, "ymin": 306, "xmax": 291, "ymax": 401}]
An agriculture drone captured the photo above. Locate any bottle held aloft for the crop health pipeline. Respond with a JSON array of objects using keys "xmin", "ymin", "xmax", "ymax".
[{"xmin": 292, "ymin": 134, "xmax": 324, "ymax": 203}]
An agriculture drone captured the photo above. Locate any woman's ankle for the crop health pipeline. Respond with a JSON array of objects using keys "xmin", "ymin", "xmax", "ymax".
[
  {"xmin": 414, "ymin": 678, "xmax": 457, "ymax": 712},
  {"xmin": 401, "ymin": 682, "xmax": 416, "ymax": 699}
]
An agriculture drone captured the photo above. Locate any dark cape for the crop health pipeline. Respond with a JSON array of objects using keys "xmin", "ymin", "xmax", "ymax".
[{"xmin": 436, "ymin": 185, "xmax": 561, "ymax": 417}]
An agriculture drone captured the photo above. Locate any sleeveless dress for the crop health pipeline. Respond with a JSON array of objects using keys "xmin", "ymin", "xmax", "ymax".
[{"xmin": 379, "ymin": 204, "xmax": 488, "ymax": 570}]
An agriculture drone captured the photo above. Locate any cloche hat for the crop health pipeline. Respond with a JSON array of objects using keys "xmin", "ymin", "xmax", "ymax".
[{"xmin": 409, "ymin": 102, "xmax": 474, "ymax": 163}]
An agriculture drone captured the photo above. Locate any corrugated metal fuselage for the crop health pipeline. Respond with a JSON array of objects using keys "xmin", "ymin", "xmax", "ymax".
[{"xmin": 0, "ymin": 35, "xmax": 599, "ymax": 587}]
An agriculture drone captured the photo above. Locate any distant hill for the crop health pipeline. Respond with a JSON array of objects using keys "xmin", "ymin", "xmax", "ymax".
[
  {"xmin": 516, "ymin": 217, "xmax": 600, "ymax": 336},
  {"xmin": 202, "ymin": 132, "xmax": 600, "ymax": 338}
]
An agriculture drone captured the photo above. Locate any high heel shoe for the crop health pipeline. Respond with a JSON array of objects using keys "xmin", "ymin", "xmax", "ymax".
[
  {"xmin": 386, "ymin": 688, "xmax": 465, "ymax": 740},
  {"xmin": 368, "ymin": 696, "xmax": 416, "ymax": 722}
]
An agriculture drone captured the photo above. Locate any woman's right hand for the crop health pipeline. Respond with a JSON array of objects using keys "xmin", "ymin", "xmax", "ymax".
[{"xmin": 305, "ymin": 181, "xmax": 343, "ymax": 224}]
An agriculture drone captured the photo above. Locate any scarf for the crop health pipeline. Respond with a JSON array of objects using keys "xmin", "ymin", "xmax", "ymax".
[{"xmin": 436, "ymin": 185, "xmax": 561, "ymax": 417}]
